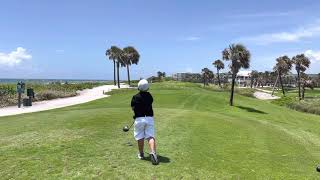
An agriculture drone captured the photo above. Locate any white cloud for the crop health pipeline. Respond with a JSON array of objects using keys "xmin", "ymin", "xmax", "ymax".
[
  {"xmin": 305, "ymin": 49, "xmax": 320, "ymax": 63},
  {"xmin": 240, "ymin": 21, "xmax": 320, "ymax": 45},
  {"xmin": 181, "ymin": 36, "xmax": 200, "ymax": 41},
  {"xmin": 0, "ymin": 47, "xmax": 32, "ymax": 66}
]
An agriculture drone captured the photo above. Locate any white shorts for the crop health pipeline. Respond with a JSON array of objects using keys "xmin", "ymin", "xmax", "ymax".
[{"xmin": 134, "ymin": 116, "xmax": 155, "ymax": 140}]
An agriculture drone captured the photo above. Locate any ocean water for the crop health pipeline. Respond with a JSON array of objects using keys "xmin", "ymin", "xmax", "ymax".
[{"xmin": 0, "ymin": 78, "xmax": 112, "ymax": 84}]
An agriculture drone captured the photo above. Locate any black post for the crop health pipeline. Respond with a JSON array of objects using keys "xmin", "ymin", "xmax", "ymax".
[{"xmin": 18, "ymin": 92, "xmax": 21, "ymax": 108}]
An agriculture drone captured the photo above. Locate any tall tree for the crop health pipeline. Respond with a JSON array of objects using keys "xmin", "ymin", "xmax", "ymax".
[
  {"xmin": 300, "ymin": 73, "xmax": 314, "ymax": 99},
  {"xmin": 107, "ymin": 46, "xmax": 124, "ymax": 88},
  {"xmin": 163, "ymin": 72, "xmax": 166, "ymax": 77},
  {"xmin": 157, "ymin": 71, "xmax": 166, "ymax": 81},
  {"xmin": 250, "ymin": 70, "xmax": 259, "ymax": 88},
  {"xmin": 207, "ymin": 70, "xmax": 214, "ymax": 84},
  {"xmin": 257, "ymin": 72, "xmax": 264, "ymax": 87},
  {"xmin": 222, "ymin": 43, "xmax": 251, "ymax": 106},
  {"xmin": 212, "ymin": 59, "xmax": 225, "ymax": 88},
  {"xmin": 201, "ymin": 68, "xmax": 210, "ymax": 87},
  {"xmin": 122, "ymin": 46, "xmax": 140, "ymax": 86},
  {"xmin": 292, "ymin": 54, "xmax": 311, "ymax": 100},
  {"xmin": 106, "ymin": 46, "xmax": 119, "ymax": 86},
  {"xmin": 273, "ymin": 56, "xmax": 292, "ymax": 96},
  {"xmin": 264, "ymin": 71, "xmax": 272, "ymax": 86}
]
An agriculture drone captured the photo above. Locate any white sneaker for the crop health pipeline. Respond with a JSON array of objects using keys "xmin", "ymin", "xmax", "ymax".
[
  {"xmin": 137, "ymin": 152, "xmax": 145, "ymax": 160},
  {"xmin": 149, "ymin": 152, "xmax": 159, "ymax": 165}
]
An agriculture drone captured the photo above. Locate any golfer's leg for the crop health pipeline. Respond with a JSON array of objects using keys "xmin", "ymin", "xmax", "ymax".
[
  {"xmin": 146, "ymin": 117, "xmax": 156, "ymax": 153},
  {"xmin": 134, "ymin": 118, "xmax": 145, "ymax": 153},
  {"xmin": 138, "ymin": 138, "xmax": 144, "ymax": 153},
  {"xmin": 147, "ymin": 137, "xmax": 156, "ymax": 153}
]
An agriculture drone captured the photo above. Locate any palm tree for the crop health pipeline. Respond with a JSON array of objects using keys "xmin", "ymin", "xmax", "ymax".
[
  {"xmin": 122, "ymin": 46, "xmax": 140, "ymax": 86},
  {"xmin": 106, "ymin": 46, "xmax": 124, "ymax": 88},
  {"xmin": 250, "ymin": 70, "xmax": 259, "ymax": 88},
  {"xmin": 222, "ymin": 43, "xmax": 251, "ymax": 106},
  {"xmin": 207, "ymin": 70, "xmax": 214, "ymax": 84},
  {"xmin": 106, "ymin": 46, "xmax": 119, "ymax": 86},
  {"xmin": 292, "ymin": 54, "xmax": 310, "ymax": 100},
  {"xmin": 201, "ymin": 68, "xmax": 210, "ymax": 87},
  {"xmin": 212, "ymin": 59, "xmax": 224, "ymax": 87},
  {"xmin": 273, "ymin": 56, "xmax": 292, "ymax": 96},
  {"xmin": 257, "ymin": 72, "xmax": 264, "ymax": 87},
  {"xmin": 300, "ymin": 73, "xmax": 314, "ymax": 99},
  {"xmin": 264, "ymin": 71, "xmax": 272, "ymax": 86}
]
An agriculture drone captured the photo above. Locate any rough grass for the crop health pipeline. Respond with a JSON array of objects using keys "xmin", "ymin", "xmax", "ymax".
[
  {"xmin": 271, "ymin": 88, "xmax": 320, "ymax": 115},
  {"xmin": 288, "ymin": 99, "xmax": 320, "ymax": 115},
  {"xmin": 0, "ymin": 82, "xmax": 107, "ymax": 107},
  {"xmin": 0, "ymin": 82, "xmax": 320, "ymax": 179}
]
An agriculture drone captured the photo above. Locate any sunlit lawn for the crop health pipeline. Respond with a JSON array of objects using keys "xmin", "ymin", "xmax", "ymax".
[{"xmin": 1, "ymin": 82, "xmax": 320, "ymax": 179}]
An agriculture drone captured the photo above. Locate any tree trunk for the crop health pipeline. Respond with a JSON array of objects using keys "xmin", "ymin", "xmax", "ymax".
[
  {"xmin": 217, "ymin": 69, "xmax": 221, "ymax": 88},
  {"xmin": 203, "ymin": 76, "xmax": 206, "ymax": 87},
  {"xmin": 272, "ymin": 73, "xmax": 279, "ymax": 96},
  {"xmin": 230, "ymin": 73, "xmax": 236, "ymax": 106},
  {"xmin": 250, "ymin": 76, "xmax": 253, "ymax": 88},
  {"xmin": 127, "ymin": 65, "xmax": 131, "ymax": 86},
  {"xmin": 117, "ymin": 62, "xmax": 120, "ymax": 88},
  {"xmin": 279, "ymin": 72, "xmax": 285, "ymax": 96},
  {"xmin": 297, "ymin": 70, "xmax": 301, "ymax": 100},
  {"xmin": 113, "ymin": 60, "xmax": 116, "ymax": 86},
  {"xmin": 302, "ymin": 85, "xmax": 305, "ymax": 100}
]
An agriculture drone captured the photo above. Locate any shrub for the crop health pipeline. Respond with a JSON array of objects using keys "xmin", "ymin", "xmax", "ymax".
[
  {"xmin": 272, "ymin": 96, "xmax": 320, "ymax": 115},
  {"xmin": 236, "ymin": 88, "xmax": 255, "ymax": 98},
  {"xmin": 271, "ymin": 96, "xmax": 296, "ymax": 106},
  {"xmin": 35, "ymin": 90, "xmax": 77, "ymax": 101},
  {"xmin": 287, "ymin": 99, "xmax": 320, "ymax": 115}
]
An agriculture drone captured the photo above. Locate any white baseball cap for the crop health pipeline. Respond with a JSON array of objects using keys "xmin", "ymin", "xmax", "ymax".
[{"xmin": 138, "ymin": 79, "xmax": 149, "ymax": 91}]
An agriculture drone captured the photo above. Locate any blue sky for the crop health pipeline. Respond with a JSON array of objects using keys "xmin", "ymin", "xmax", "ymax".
[{"xmin": 1, "ymin": 0, "xmax": 320, "ymax": 80}]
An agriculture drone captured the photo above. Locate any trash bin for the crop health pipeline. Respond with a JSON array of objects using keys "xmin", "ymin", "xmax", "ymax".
[
  {"xmin": 23, "ymin": 98, "xmax": 32, "ymax": 106},
  {"xmin": 27, "ymin": 88, "xmax": 34, "ymax": 98}
]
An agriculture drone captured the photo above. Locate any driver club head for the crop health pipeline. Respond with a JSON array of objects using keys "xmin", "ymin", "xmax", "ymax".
[{"xmin": 122, "ymin": 126, "xmax": 129, "ymax": 132}]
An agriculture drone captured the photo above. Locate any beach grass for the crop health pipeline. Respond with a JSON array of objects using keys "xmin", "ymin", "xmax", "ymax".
[{"xmin": 0, "ymin": 82, "xmax": 109, "ymax": 107}]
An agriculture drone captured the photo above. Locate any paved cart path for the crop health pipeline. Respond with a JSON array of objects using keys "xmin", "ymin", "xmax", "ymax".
[{"xmin": 0, "ymin": 84, "xmax": 129, "ymax": 117}]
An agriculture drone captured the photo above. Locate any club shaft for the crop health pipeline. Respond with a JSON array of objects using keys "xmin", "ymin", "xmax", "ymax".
[{"xmin": 128, "ymin": 119, "xmax": 135, "ymax": 129}]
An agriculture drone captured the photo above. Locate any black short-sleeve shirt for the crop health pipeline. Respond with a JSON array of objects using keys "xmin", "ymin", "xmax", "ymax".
[{"xmin": 131, "ymin": 91, "xmax": 154, "ymax": 118}]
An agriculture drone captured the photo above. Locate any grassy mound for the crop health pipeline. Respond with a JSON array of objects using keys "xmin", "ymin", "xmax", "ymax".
[{"xmin": 0, "ymin": 82, "xmax": 320, "ymax": 179}]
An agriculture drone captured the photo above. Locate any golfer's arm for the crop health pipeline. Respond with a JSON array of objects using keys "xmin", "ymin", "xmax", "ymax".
[{"xmin": 131, "ymin": 96, "xmax": 136, "ymax": 111}]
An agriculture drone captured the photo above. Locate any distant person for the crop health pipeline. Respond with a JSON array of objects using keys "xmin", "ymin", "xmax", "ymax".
[{"xmin": 131, "ymin": 79, "xmax": 159, "ymax": 165}]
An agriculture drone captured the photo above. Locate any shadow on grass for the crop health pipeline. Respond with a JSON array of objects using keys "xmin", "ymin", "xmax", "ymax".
[
  {"xmin": 236, "ymin": 105, "xmax": 267, "ymax": 114},
  {"xmin": 143, "ymin": 155, "xmax": 170, "ymax": 163}
]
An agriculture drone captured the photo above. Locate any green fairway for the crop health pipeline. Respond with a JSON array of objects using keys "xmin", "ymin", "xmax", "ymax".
[{"xmin": 1, "ymin": 82, "xmax": 320, "ymax": 179}]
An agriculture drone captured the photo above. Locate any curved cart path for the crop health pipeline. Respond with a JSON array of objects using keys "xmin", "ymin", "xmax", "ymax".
[{"xmin": 0, "ymin": 84, "xmax": 129, "ymax": 117}]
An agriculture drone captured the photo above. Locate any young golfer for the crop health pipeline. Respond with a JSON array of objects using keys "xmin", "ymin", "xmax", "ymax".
[{"xmin": 131, "ymin": 79, "xmax": 159, "ymax": 165}]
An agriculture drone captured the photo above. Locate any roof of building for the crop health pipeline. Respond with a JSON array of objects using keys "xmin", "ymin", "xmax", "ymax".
[{"xmin": 237, "ymin": 70, "xmax": 251, "ymax": 77}]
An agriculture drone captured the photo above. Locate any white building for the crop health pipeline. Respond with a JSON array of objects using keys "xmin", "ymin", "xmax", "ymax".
[{"xmin": 228, "ymin": 70, "xmax": 251, "ymax": 87}]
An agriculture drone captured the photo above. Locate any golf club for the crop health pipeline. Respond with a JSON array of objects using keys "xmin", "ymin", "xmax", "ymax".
[{"xmin": 123, "ymin": 119, "xmax": 135, "ymax": 132}]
